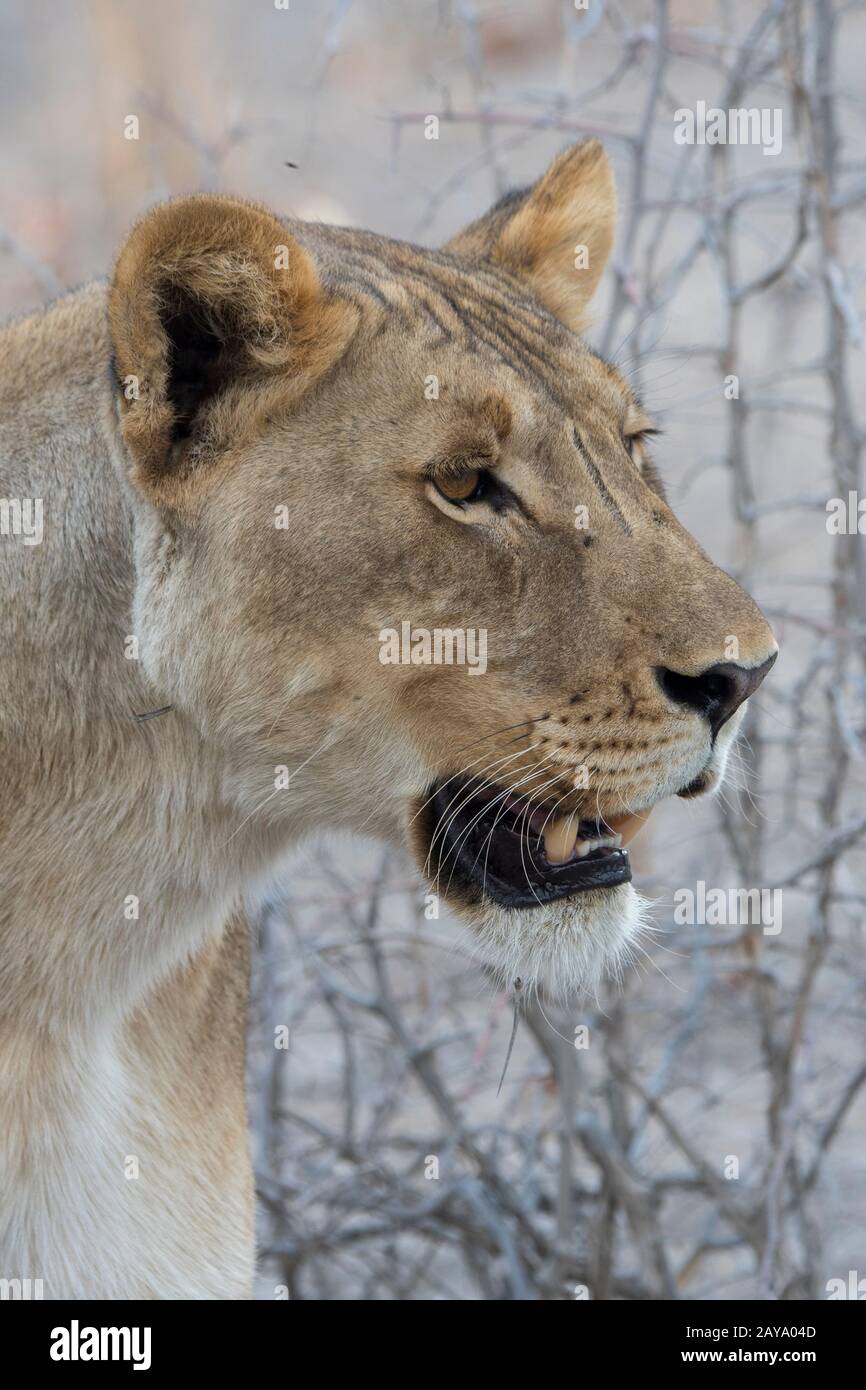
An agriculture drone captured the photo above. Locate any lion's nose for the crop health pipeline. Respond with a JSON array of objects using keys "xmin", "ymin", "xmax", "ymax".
[{"xmin": 655, "ymin": 653, "xmax": 777, "ymax": 736}]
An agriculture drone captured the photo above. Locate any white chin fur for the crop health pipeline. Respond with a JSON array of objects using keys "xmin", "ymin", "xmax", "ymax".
[
  {"xmin": 459, "ymin": 881, "xmax": 650, "ymax": 1004},
  {"xmin": 442, "ymin": 716, "xmax": 747, "ymax": 1001}
]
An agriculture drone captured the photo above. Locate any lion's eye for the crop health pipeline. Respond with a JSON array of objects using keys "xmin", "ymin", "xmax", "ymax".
[
  {"xmin": 625, "ymin": 427, "xmax": 659, "ymax": 462},
  {"xmin": 434, "ymin": 468, "xmax": 486, "ymax": 504}
]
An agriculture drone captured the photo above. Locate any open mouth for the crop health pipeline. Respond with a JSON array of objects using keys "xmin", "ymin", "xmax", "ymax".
[{"xmin": 422, "ymin": 777, "xmax": 651, "ymax": 909}]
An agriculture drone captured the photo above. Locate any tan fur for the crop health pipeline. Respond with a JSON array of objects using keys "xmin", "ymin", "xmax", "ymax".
[
  {"xmin": 0, "ymin": 142, "xmax": 776, "ymax": 1298},
  {"xmin": 445, "ymin": 140, "xmax": 616, "ymax": 330}
]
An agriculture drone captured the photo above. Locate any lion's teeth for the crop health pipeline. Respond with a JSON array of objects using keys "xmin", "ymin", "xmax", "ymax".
[
  {"xmin": 542, "ymin": 813, "xmax": 581, "ymax": 864},
  {"xmin": 603, "ymin": 806, "xmax": 653, "ymax": 846},
  {"xmin": 543, "ymin": 816, "xmax": 624, "ymax": 863},
  {"xmin": 573, "ymin": 832, "xmax": 622, "ymax": 857}
]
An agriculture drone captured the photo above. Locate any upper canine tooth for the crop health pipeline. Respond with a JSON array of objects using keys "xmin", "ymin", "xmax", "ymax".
[
  {"xmin": 542, "ymin": 812, "xmax": 581, "ymax": 864},
  {"xmin": 603, "ymin": 807, "xmax": 653, "ymax": 846}
]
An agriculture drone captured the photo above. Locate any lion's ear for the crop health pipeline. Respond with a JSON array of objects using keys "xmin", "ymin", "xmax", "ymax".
[
  {"xmin": 109, "ymin": 194, "xmax": 351, "ymax": 505},
  {"xmin": 443, "ymin": 140, "xmax": 616, "ymax": 332}
]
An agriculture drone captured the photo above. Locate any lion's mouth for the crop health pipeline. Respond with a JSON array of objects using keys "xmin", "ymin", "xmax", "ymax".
[{"xmin": 422, "ymin": 777, "xmax": 651, "ymax": 909}]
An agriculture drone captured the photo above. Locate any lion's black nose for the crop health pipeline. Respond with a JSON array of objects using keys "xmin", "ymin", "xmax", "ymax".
[{"xmin": 655, "ymin": 654, "xmax": 777, "ymax": 736}]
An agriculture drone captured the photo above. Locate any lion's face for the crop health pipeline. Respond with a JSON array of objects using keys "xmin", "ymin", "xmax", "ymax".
[{"xmin": 109, "ymin": 142, "xmax": 776, "ymax": 997}]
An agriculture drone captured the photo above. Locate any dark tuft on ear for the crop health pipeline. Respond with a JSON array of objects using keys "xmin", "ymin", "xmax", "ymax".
[{"xmin": 162, "ymin": 294, "xmax": 225, "ymax": 442}]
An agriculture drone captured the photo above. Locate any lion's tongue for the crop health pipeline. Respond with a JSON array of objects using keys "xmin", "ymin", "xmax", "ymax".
[{"xmin": 542, "ymin": 806, "xmax": 653, "ymax": 865}]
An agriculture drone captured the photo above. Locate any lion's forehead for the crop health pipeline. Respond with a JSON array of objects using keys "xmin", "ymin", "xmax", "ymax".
[{"xmin": 308, "ymin": 224, "xmax": 632, "ymax": 426}]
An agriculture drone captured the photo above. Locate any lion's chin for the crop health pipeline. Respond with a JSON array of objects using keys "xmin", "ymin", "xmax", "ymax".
[{"xmin": 454, "ymin": 881, "xmax": 650, "ymax": 1004}]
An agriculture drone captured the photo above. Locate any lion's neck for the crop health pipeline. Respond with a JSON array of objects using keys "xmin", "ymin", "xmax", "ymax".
[
  {"xmin": 0, "ymin": 288, "xmax": 295, "ymax": 1297},
  {"xmin": 0, "ymin": 285, "xmax": 289, "ymax": 1034}
]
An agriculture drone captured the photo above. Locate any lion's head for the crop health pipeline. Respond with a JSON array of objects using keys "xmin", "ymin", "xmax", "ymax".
[{"xmin": 108, "ymin": 141, "xmax": 776, "ymax": 998}]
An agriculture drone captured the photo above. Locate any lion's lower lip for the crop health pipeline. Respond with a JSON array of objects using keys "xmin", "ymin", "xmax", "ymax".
[{"xmin": 424, "ymin": 778, "xmax": 632, "ymax": 908}]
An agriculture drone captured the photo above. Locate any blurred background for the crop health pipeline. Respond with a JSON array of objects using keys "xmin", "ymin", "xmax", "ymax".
[{"xmin": 3, "ymin": 0, "xmax": 866, "ymax": 1299}]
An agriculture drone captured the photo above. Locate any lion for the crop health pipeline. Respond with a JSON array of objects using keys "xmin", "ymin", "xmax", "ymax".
[{"xmin": 0, "ymin": 141, "xmax": 776, "ymax": 1298}]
